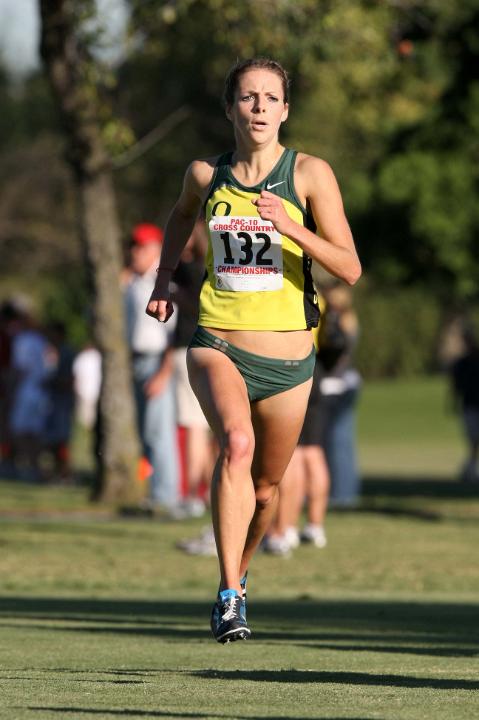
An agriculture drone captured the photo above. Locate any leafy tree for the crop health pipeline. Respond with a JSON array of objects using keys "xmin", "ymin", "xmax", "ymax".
[
  {"xmin": 371, "ymin": 0, "xmax": 479, "ymax": 301},
  {"xmin": 1, "ymin": 0, "xmax": 477, "ymax": 384},
  {"xmin": 39, "ymin": 0, "xmax": 141, "ymax": 503},
  {"xmin": 124, "ymin": 1, "xmax": 400, "ymax": 176}
]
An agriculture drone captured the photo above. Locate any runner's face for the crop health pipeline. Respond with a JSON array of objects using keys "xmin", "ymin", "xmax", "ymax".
[{"xmin": 227, "ymin": 69, "xmax": 288, "ymax": 143}]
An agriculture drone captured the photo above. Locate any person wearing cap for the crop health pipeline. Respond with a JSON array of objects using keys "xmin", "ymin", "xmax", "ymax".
[{"xmin": 124, "ymin": 223, "xmax": 180, "ymax": 514}]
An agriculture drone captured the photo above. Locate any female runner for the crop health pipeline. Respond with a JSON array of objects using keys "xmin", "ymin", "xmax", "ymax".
[{"xmin": 147, "ymin": 57, "xmax": 361, "ymax": 643}]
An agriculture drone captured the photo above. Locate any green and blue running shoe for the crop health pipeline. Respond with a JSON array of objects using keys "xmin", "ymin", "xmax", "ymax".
[{"xmin": 210, "ymin": 589, "xmax": 251, "ymax": 644}]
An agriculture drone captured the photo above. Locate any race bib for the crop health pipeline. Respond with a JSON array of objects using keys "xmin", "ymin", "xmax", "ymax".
[{"xmin": 209, "ymin": 216, "xmax": 283, "ymax": 291}]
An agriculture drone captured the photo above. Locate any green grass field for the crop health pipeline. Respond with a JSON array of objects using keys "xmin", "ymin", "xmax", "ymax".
[
  {"xmin": 0, "ymin": 377, "xmax": 478, "ymax": 720},
  {"xmin": 357, "ymin": 376, "xmax": 465, "ymax": 478}
]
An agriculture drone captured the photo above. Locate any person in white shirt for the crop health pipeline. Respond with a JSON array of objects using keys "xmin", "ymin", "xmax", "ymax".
[
  {"xmin": 72, "ymin": 343, "xmax": 102, "ymax": 430},
  {"xmin": 124, "ymin": 223, "xmax": 180, "ymax": 512}
]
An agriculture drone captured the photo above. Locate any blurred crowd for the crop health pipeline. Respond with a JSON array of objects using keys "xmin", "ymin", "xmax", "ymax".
[
  {"xmin": 122, "ymin": 220, "xmax": 216, "ymax": 520},
  {"xmin": 448, "ymin": 325, "xmax": 479, "ymax": 484},
  {"xmin": 0, "ymin": 220, "xmax": 364, "ymax": 558},
  {"xmin": 3, "ymin": 220, "xmax": 478, "ymax": 559},
  {"xmin": 0, "ymin": 299, "xmax": 79, "ymax": 484},
  {"xmin": 0, "ymin": 221, "xmax": 216, "ymax": 520},
  {"xmin": 0, "ymin": 298, "xmax": 102, "ymax": 486},
  {"xmin": 15, "ymin": 222, "xmax": 479, "ymax": 563}
]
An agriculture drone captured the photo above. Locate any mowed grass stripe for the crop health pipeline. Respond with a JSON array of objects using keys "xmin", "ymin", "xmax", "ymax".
[{"xmin": 0, "ymin": 377, "xmax": 478, "ymax": 719}]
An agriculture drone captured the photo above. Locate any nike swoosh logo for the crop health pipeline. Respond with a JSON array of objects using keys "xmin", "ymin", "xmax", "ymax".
[{"xmin": 266, "ymin": 180, "xmax": 285, "ymax": 190}]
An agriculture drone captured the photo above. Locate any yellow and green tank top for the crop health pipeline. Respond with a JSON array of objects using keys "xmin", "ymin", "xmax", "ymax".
[{"xmin": 199, "ymin": 148, "xmax": 320, "ymax": 331}]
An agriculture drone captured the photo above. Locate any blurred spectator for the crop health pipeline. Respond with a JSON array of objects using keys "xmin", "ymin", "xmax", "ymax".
[
  {"xmin": 450, "ymin": 328, "xmax": 479, "ymax": 483},
  {"xmin": 9, "ymin": 302, "xmax": 55, "ymax": 482},
  {"xmin": 176, "ymin": 524, "xmax": 217, "ymax": 557},
  {"xmin": 0, "ymin": 301, "xmax": 19, "ymax": 473},
  {"xmin": 72, "ymin": 340, "xmax": 102, "ymax": 496},
  {"xmin": 72, "ymin": 342, "xmax": 102, "ymax": 430},
  {"xmin": 437, "ymin": 314, "xmax": 469, "ymax": 370},
  {"xmin": 263, "ymin": 330, "xmax": 330, "ymax": 556},
  {"xmin": 317, "ymin": 283, "xmax": 361, "ymax": 508},
  {"xmin": 44, "ymin": 322, "xmax": 75, "ymax": 483},
  {"xmin": 171, "ymin": 218, "xmax": 215, "ymax": 519},
  {"xmin": 295, "ymin": 366, "xmax": 330, "ymax": 548},
  {"xmin": 263, "ymin": 283, "xmax": 361, "ymax": 556},
  {"xmin": 124, "ymin": 223, "xmax": 180, "ymax": 514}
]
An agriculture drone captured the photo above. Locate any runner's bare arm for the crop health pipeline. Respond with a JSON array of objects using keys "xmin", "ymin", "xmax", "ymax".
[
  {"xmin": 146, "ymin": 159, "xmax": 215, "ymax": 321},
  {"xmin": 253, "ymin": 155, "xmax": 361, "ymax": 285}
]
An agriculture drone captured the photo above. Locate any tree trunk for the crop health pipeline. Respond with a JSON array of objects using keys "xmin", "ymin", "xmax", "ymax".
[{"xmin": 39, "ymin": 0, "xmax": 141, "ymax": 503}]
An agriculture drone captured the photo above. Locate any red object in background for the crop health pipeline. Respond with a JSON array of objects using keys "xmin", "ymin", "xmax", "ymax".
[
  {"xmin": 177, "ymin": 425, "xmax": 188, "ymax": 497},
  {"xmin": 177, "ymin": 425, "xmax": 209, "ymax": 501},
  {"xmin": 137, "ymin": 428, "xmax": 188, "ymax": 497},
  {"xmin": 131, "ymin": 223, "xmax": 164, "ymax": 246},
  {"xmin": 397, "ymin": 39, "xmax": 414, "ymax": 58},
  {"xmin": 0, "ymin": 442, "xmax": 11, "ymax": 460},
  {"xmin": 57, "ymin": 443, "xmax": 70, "ymax": 463},
  {"xmin": 137, "ymin": 456, "xmax": 153, "ymax": 483}
]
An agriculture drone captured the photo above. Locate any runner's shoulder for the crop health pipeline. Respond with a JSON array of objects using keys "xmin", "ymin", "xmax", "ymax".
[
  {"xmin": 295, "ymin": 152, "xmax": 334, "ymax": 180},
  {"xmin": 187, "ymin": 156, "xmax": 221, "ymax": 192},
  {"xmin": 294, "ymin": 152, "xmax": 338, "ymax": 196}
]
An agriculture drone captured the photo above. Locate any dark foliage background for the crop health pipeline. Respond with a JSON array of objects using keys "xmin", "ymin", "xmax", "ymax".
[{"xmin": 1, "ymin": 0, "xmax": 478, "ymax": 376}]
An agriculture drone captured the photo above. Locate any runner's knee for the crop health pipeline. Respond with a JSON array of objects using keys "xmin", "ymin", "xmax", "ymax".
[
  {"xmin": 255, "ymin": 483, "xmax": 279, "ymax": 509},
  {"xmin": 223, "ymin": 428, "xmax": 254, "ymax": 466}
]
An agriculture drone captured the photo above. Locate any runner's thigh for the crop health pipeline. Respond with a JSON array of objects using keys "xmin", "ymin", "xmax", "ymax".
[
  {"xmin": 187, "ymin": 347, "xmax": 252, "ymax": 442},
  {"xmin": 251, "ymin": 377, "xmax": 313, "ymax": 485}
]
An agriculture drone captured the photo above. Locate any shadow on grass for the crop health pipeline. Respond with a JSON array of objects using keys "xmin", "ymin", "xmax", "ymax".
[
  {"xmin": 193, "ymin": 668, "xmax": 479, "ymax": 691},
  {"xmin": 25, "ymin": 712, "xmax": 199, "ymax": 719},
  {"xmin": 330, "ymin": 475, "xmax": 479, "ymax": 521},
  {"xmin": 1, "ymin": 596, "xmax": 478, "ymax": 659},
  {"xmin": 361, "ymin": 476, "xmax": 479, "ymax": 500},
  {"xmin": 26, "ymin": 710, "xmax": 371, "ymax": 720}
]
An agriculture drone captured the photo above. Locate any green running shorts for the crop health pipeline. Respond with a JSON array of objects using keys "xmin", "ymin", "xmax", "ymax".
[{"xmin": 188, "ymin": 326, "xmax": 315, "ymax": 403}]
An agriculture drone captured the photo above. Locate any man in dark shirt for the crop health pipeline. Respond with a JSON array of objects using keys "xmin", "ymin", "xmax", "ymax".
[{"xmin": 451, "ymin": 329, "xmax": 479, "ymax": 482}]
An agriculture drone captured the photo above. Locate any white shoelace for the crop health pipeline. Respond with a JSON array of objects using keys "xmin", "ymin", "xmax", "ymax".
[{"xmin": 221, "ymin": 596, "xmax": 239, "ymax": 621}]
